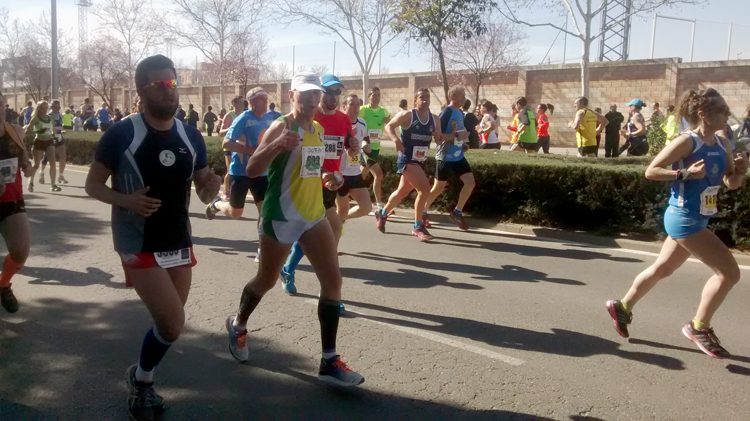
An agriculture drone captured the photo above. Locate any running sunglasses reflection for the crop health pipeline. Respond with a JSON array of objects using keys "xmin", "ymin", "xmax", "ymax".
[{"xmin": 145, "ymin": 79, "xmax": 178, "ymax": 90}]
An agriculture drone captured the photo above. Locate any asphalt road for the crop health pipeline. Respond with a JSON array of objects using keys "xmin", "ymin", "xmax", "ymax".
[{"xmin": 1, "ymin": 165, "xmax": 750, "ymax": 420}]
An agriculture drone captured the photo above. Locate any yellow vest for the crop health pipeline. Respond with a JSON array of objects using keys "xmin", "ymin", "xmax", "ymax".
[{"xmin": 576, "ymin": 109, "xmax": 597, "ymax": 148}]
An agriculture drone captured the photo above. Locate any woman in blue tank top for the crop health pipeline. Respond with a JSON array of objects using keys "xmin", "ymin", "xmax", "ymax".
[
  {"xmin": 374, "ymin": 88, "xmax": 441, "ymax": 242},
  {"xmin": 606, "ymin": 88, "xmax": 749, "ymax": 359}
]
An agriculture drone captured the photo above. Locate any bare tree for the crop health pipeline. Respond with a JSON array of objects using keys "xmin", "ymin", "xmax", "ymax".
[
  {"xmin": 167, "ymin": 0, "xmax": 263, "ymax": 109},
  {"xmin": 297, "ymin": 64, "xmax": 331, "ymax": 76},
  {"xmin": 443, "ymin": 21, "xmax": 527, "ymax": 108},
  {"xmin": 0, "ymin": 8, "xmax": 25, "ymax": 108},
  {"xmin": 498, "ymin": 0, "xmax": 696, "ymax": 97},
  {"xmin": 16, "ymin": 39, "xmax": 52, "ymax": 102},
  {"xmin": 94, "ymin": 0, "xmax": 157, "ymax": 110},
  {"xmin": 275, "ymin": 0, "xmax": 399, "ymax": 98},
  {"xmin": 227, "ymin": 31, "xmax": 268, "ymax": 95},
  {"xmin": 264, "ymin": 62, "xmax": 291, "ymax": 81},
  {"xmin": 30, "ymin": 10, "xmax": 78, "ymax": 97},
  {"xmin": 77, "ymin": 40, "xmax": 129, "ymax": 107}
]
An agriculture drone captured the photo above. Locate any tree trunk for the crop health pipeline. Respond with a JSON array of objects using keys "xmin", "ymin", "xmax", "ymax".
[
  {"xmin": 127, "ymin": 46, "xmax": 133, "ymax": 112},
  {"xmin": 581, "ymin": 0, "xmax": 592, "ymax": 98},
  {"xmin": 581, "ymin": 40, "xmax": 590, "ymax": 98},
  {"xmin": 437, "ymin": 42, "xmax": 450, "ymax": 105},
  {"xmin": 362, "ymin": 71, "xmax": 369, "ymax": 102},
  {"xmin": 474, "ymin": 81, "xmax": 481, "ymax": 113},
  {"xmin": 219, "ymin": 69, "xmax": 225, "ymax": 111}
]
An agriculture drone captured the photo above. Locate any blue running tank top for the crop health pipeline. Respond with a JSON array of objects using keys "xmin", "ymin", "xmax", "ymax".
[
  {"xmin": 668, "ymin": 130, "xmax": 728, "ymax": 218},
  {"xmin": 399, "ymin": 109, "xmax": 435, "ymax": 163}
]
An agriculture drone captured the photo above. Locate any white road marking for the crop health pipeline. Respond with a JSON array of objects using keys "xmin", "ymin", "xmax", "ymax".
[
  {"xmin": 305, "ymin": 299, "xmax": 525, "ymax": 366},
  {"xmin": 61, "ymin": 168, "xmax": 89, "ymax": 174}
]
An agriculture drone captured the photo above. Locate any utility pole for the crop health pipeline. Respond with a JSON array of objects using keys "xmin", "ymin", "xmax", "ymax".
[{"xmin": 51, "ymin": 0, "xmax": 59, "ymax": 101}]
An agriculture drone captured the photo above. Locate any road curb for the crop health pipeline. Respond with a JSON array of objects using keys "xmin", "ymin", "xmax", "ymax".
[{"xmin": 407, "ymin": 210, "xmax": 750, "ymax": 266}]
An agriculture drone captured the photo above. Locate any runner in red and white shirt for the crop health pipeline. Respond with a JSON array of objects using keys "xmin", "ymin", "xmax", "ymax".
[{"xmin": 0, "ymin": 91, "xmax": 32, "ymax": 314}]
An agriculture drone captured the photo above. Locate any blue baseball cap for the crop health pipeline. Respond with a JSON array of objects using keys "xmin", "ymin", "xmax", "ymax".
[
  {"xmin": 321, "ymin": 74, "xmax": 344, "ymax": 89},
  {"xmin": 626, "ymin": 98, "xmax": 644, "ymax": 107}
]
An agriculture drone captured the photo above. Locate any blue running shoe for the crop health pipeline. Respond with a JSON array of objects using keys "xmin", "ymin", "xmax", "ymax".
[
  {"xmin": 205, "ymin": 196, "xmax": 221, "ymax": 220},
  {"xmin": 280, "ymin": 267, "xmax": 297, "ymax": 296},
  {"xmin": 375, "ymin": 209, "xmax": 386, "ymax": 233},
  {"xmin": 225, "ymin": 315, "xmax": 248, "ymax": 362},
  {"xmin": 318, "ymin": 356, "xmax": 364, "ymax": 387}
]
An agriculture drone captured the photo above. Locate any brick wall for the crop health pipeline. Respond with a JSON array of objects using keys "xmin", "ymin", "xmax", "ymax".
[{"xmin": 5, "ymin": 58, "xmax": 748, "ymax": 143}]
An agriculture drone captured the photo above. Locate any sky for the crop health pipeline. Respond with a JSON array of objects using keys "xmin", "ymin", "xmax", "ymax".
[{"xmin": 7, "ymin": 0, "xmax": 750, "ymax": 78}]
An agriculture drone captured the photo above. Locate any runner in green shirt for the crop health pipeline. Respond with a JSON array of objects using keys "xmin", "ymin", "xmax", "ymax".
[{"xmin": 358, "ymin": 86, "xmax": 390, "ymax": 210}]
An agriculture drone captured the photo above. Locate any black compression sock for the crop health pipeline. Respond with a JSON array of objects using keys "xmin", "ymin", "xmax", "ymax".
[{"xmin": 318, "ymin": 298, "xmax": 341, "ymax": 355}]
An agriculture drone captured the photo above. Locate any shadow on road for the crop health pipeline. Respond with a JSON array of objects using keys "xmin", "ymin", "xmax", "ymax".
[
  {"xmin": 432, "ymin": 235, "xmax": 642, "ymax": 264},
  {"xmin": 341, "ymin": 251, "xmax": 583, "ymax": 285},
  {"xmin": 21, "ymin": 202, "xmax": 109, "ymax": 257},
  {"xmin": 192, "ymin": 235, "xmax": 258, "ymax": 256},
  {"xmin": 316, "ymin": 296, "xmax": 684, "ymax": 371},
  {"xmin": 628, "ymin": 338, "xmax": 750, "ymax": 365},
  {"xmin": 22, "ymin": 266, "xmax": 123, "ymax": 289},
  {"xmin": 0, "ymin": 298, "xmax": 551, "ymax": 420},
  {"xmin": 340, "ymin": 266, "xmax": 482, "ymax": 290}
]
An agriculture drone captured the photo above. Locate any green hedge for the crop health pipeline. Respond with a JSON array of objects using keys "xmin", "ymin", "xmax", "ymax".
[{"xmin": 60, "ymin": 132, "xmax": 750, "ymax": 248}]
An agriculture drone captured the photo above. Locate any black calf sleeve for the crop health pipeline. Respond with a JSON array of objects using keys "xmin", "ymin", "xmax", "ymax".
[{"xmin": 318, "ymin": 299, "xmax": 341, "ymax": 353}]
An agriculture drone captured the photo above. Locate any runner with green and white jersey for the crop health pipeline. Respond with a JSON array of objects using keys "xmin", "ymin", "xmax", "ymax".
[
  {"xmin": 225, "ymin": 72, "xmax": 364, "ymax": 388},
  {"xmin": 24, "ymin": 101, "xmax": 61, "ymax": 192},
  {"xmin": 358, "ymin": 86, "xmax": 390, "ymax": 210}
]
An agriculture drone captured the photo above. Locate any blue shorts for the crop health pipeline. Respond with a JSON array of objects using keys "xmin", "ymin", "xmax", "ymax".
[
  {"xmin": 396, "ymin": 153, "xmax": 426, "ymax": 175},
  {"xmin": 663, "ymin": 205, "xmax": 709, "ymax": 239}
]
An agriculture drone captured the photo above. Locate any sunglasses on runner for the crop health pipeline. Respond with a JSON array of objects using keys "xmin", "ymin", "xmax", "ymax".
[
  {"xmin": 145, "ymin": 79, "xmax": 178, "ymax": 90},
  {"xmin": 325, "ymin": 88, "xmax": 342, "ymax": 96}
]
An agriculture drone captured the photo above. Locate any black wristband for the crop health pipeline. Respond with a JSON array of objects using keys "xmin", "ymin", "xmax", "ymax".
[{"xmin": 676, "ymin": 168, "xmax": 692, "ymax": 182}]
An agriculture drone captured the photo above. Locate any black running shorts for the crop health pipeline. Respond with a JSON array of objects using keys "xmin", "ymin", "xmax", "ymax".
[
  {"xmin": 228, "ymin": 175, "xmax": 268, "ymax": 209},
  {"xmin": 337, "ymin": 174, "xmax": 367, "ymax": 197},
  {"xmin": 436, "ymin": 157, "xmax": 472, "ymax": 181}
]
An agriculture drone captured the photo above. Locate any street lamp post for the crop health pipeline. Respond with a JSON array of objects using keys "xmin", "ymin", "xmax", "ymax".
[{"xmin": 51, "ymin": 0, "xmax": 59, "ymax": 100}]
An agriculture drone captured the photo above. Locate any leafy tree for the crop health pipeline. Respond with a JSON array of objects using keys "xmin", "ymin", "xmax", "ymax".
[{"xmin": 392, "ymin": 0, "xmax": 495, "ymax": 103}]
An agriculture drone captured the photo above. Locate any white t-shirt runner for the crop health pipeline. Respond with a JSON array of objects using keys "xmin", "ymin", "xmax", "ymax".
[{"xmin": 341, "ymin": 117, "xmax": 367, "ymax": 176}]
